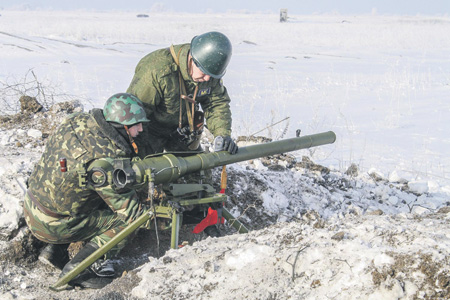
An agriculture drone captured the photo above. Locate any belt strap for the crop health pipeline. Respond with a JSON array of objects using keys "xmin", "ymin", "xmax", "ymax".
[{"xmin": 27, "ymin": 190, "xmax": 67, "ymax": 219}]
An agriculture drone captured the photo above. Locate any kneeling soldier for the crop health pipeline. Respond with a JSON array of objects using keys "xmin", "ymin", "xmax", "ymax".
[{"xmin": 24, "ymin": 93, "xmax": 150, "ymax": 289}]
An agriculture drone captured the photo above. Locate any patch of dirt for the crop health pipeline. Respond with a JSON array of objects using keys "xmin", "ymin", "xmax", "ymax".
[
  {"xmin": 371, "ymin": 252, "xmax": 450, "ymax": 299},
  {"xmin": 0, "ymin": 96, "xmax": 83, "ymax": 144},
  {"xmin": 0, "ymin": 227, "xmax": 44, "ymax": 266}
]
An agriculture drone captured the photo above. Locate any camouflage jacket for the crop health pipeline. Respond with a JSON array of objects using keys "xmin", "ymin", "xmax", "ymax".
[
  {"xmin": 127, "ymin": 43, "xmax": 232, "ymax": 137},
  {"xmin": 27, "ymin": 109, "xmax": 144, "ymax": 224}
]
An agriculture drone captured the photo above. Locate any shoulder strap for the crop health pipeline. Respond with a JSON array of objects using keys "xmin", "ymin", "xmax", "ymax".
[
  {"xmin": 169, "ymin": 45, "xmax": 195, "ymax": 131},
  {"xmin": 169, "ymin": 44, "xmax": 182, "ymax": 66}
]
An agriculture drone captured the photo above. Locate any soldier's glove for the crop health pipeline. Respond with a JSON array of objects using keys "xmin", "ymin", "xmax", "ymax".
[
  {"xmin": 214, "ymin": 136, "xmax": 238, "ymax": 155},
  {"xmin": 176, "ymin": 126, "xmax": 203, "ymax": 148},
  {"xmin": 177, "ymin": 126, "xmax": 191, "ymax": 137}
]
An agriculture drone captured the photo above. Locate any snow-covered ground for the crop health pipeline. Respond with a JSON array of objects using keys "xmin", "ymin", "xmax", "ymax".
[
  {"xmin": 0, "ymin": 10, "xmax": 449, "ymax": 300},
  {"xmin": 2, "ymin": 11, "xmax": 449, "ymax": 186}
]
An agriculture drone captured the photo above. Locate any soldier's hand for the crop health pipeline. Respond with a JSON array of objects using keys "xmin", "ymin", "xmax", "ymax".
[
  {"xmin": 214, "ymin": 136, "xmax": 238, "ymax": 154},
  {"xmin": 177, "ymin": 126, "xmax": 191, "ymax": 137}
]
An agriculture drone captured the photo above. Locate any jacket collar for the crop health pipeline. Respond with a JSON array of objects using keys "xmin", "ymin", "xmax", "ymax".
[
  {"xmin": 176, "ymin": 44, "xmax": 196, "ymax": 84},
  {"xmin": 91, "ymin": 108, "xmax": 133, "ymax": 155}
]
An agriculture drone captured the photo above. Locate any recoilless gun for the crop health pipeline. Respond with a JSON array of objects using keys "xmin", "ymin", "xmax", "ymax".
[{"xmin": 51, "ymin": 130, "xmax": 336, "ymax": 290}]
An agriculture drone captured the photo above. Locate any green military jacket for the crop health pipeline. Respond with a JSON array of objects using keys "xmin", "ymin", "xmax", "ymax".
[
  {"xmin": 27, "ymin": 109, "xmax": 143, "ymax": 224},
  {"xmin": 127, "ymin": 43, "xmax": 232, "ymax": 138}
]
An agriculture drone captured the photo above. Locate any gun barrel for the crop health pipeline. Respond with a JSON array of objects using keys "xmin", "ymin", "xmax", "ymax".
[{"xmin": 128, "ymin": 131, "xmax": 336, "ymax": 186}]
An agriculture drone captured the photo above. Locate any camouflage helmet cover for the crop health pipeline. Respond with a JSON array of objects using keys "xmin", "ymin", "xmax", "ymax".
[
  {"xmin": 103, "ymin": 93, "xmax": 149, "ymax": 125},
  {"xmin": 190, "ymin": 31, "xmax": 232, "ymax": 79}
]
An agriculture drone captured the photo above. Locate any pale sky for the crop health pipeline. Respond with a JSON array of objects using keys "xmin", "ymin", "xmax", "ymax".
[{"xmin": 0, "ymin": 0, "xmax": 449, "ymax": 15}]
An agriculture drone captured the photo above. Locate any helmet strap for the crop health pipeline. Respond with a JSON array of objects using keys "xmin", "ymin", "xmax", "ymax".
[{"xmin": 124, "ymin": 125, "xmax": 139, "ymax": 154}]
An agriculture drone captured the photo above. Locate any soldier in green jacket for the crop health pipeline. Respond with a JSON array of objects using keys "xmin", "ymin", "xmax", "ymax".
[
  {"xmin": 127, "ymin": 31, "xmax": 238, "ymax": 156},
  {"xmin": 24, "ymin": 93, "xmax": 150, "ymax": 289}
]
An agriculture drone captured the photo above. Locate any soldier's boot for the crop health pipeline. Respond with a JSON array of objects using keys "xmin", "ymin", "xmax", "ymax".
[
  {"xmin": 203, "ymin": 225, "xmax": 221, "ymax": 238},
  {"xmin": 90, "ymin": 259, "xmax": 115, "ymax": 277},
  {"xmin": 38, "ymin": 243, "xmax": 70, "ymax": 270},
  {"xmin": 59, "ymin": 242, "xmax": 114, "ymax": 289}
]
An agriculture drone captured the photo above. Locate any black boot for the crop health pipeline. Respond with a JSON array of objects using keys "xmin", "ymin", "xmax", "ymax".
[
  {"xmin": 39, "ymin": 243, "xmax": 70, "ymax": 270},
  {"xmin": 204, "ymin": 225, "xmax": 221, "ymax": 238},
  {"xmin": 90, "ymin": 259, "xmax": 115, "ymax": 277},
  {"xmin": 59, "ymin": 242, "xmax": 113, "ymax": 289}
]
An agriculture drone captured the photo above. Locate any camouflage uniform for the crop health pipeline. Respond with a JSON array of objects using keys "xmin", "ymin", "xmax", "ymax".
[
  {"xmin": 24, "ymin": 109, "xmax": 147, "ymax": 258},
  {"xmin": 127, "ymin": 43, "xmax": 232, "ymax": 156}
]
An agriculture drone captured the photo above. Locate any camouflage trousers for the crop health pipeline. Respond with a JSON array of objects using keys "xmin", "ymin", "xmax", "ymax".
[{"xmin": 23, "ymin": 193, "xmax": 134, "ymax": 259}]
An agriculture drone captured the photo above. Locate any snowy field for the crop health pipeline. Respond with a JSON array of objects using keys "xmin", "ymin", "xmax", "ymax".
[
  {"xmin": 0, "ymin": 10, "xmax": 449, "ymax": 300},
  {"xmin": 1, "ymin": 10, "xmax": 449, "ymax": 186}
]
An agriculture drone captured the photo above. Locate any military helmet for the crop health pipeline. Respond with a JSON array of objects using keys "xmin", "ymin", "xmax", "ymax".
[
  {"xmin": 190, "ymin": 31, "xmax": 232, "ymax": 79},
  {"xmin": 103, "ymin": 93, "xmax": 149, "ymax": 125}
]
